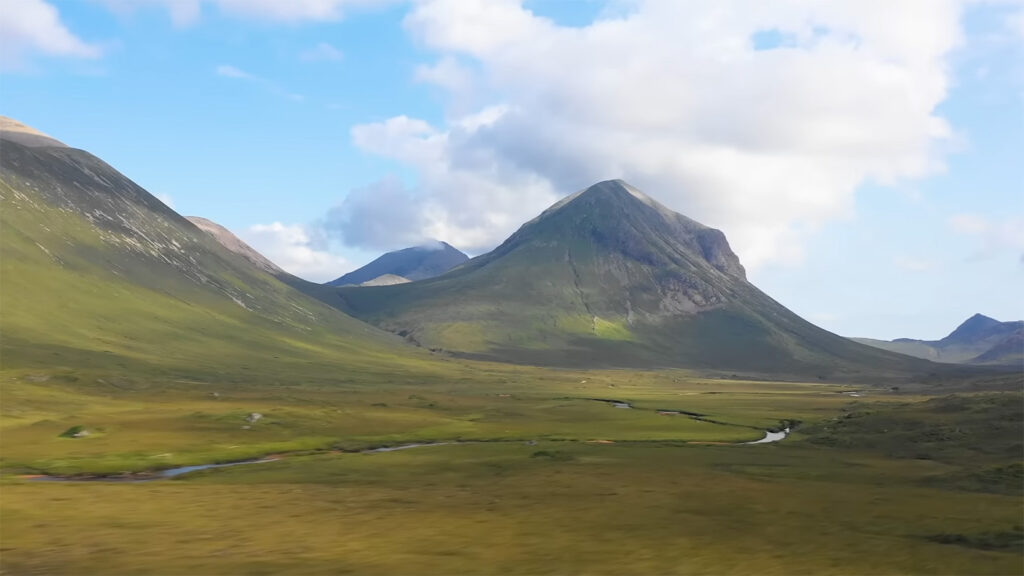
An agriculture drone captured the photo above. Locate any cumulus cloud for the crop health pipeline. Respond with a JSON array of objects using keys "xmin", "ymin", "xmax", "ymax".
[
  {"xmin": 324, "ymin": 176, "xmax": 427, "ymax": 250},
  {"xmin": 0, "ymin": 0, "xmax": 101, "ymax": 70},
  {"xmin": 97, "ymin": 0, "xmax": 393, "ymax": 24},
  {"xmin": 239, "ymin": 222, "xmax": 349, "ymax": 282},
  {"xmin": 949, "ymin": 213, "xmax": 1024, "ymax": 262},
  {"xmin": 301, "ymin": 42, "xmax": 344, "ymax": 62},
  {"xmin": 331, "ymin": 0, "xmax": 971, "ymax": 267}
]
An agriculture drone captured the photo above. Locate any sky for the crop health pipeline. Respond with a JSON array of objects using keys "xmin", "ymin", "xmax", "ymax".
[{"xmin": 2, "ymin": 0, "xmax": 1023, "ymax": 340}]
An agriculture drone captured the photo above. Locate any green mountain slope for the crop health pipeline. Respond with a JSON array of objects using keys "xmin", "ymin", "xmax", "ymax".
[
  {"xmin": 853, "ymin": 314, "xmax": 1024, "ymax": 366},
  {"xmin": 0, "ymin": 119, "xmax": 435, "ymax": 380},
  {"xmin": 330, "ymin": 180, "xmax": 932, "ymax": 375}
]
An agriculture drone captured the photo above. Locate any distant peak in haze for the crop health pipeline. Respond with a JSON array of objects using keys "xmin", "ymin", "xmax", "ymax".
[
  {"xmin": 943, "ymin": 313, "xmax": 1003, "ymax": 344},
  {"xmin": 413, "ymin": 239, "xmax": 455, "ymax": 252},
  {"xmin": 0, "ymin": 116, "xmax": 68, "ymax": 148},
  {"xmin": 852, "ymin": 312, "xmax": 1022, "ymax": 365},
  {"xmin": 327, "ymin": 240, "xmax": 468, "ymax": 286}
]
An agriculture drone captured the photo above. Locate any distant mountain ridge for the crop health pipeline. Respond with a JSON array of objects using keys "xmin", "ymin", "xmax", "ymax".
[
  {"xmin": 328, "ymin": 180, "xmax": 932, "ymax": 375},
  {"xmin": 853, "ymin": 314, "xmax": 1024, "ymax": 366},
  {"xmin": 328, "ymin": 242, "xmax": 468, "ymax": 286}
]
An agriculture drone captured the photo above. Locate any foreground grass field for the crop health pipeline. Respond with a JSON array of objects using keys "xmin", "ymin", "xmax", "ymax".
[{"xmin": 1, "ymin": 367, "xmax": 1021, "ymax": 575}]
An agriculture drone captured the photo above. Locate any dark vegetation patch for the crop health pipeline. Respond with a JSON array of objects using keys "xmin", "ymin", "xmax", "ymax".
[
  {"xmin": 58, "ymin": 425, "xmax": 85, "ymax": 438},
  {"xmin": 925, "ymin": 526, "xmax": 1023, "ymax": 551},
  {"xmin": 801, "ymin": 392, "xmax": 1023, "ymax": 494},
  {"xmin": 530, "ymin": 450, "xmax": 574, "ymax": 461}
]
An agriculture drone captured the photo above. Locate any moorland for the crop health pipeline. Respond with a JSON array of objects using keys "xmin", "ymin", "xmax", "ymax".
[{"xmin": 0, "ymin": 117, "xmax": 1021, "ymax": 575}]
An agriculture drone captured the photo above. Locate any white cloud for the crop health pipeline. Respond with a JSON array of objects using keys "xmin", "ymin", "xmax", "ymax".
[
  {"xmin": 98, "ymin": 0, "xmax": 393, "ymax": 24},
  {"xmin": 213, "ymin": 0, "xmax": 365, "ymax": 21},
  {"xmin": 155, "ymin": 193, "xmax": 175, "ymax": 209},
  {"xmin": 334, "ymin": 0, "xmax": 967, "ymax": 267},
  {"xmin": 239, "ymin": 222, "xmax": 349, "ymax": 282},
  {"xmin": 96, "ymin": 0, "xmax": 203, "ymax": 27},
  {"xmin": 949, "ymin": 213, "xmax": 1024, "ymax": 262},
  {"xmin": 301, "ymin": 42, "xmax": 345, "ymax": 62},
  {"xmin": 215, "ymin": 64, "xmax": 252, "ymax": 79},
  {"xmin": 0, "ymin": 0, "xmax": 101, "ymax": 70}
]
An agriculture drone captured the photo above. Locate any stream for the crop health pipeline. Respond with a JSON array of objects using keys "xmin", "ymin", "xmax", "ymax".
[
  {"xmin": 25, "ymin": 403, "xmax": 791, "ymax": 482},
  {"xmin": 745, "ymin": 428, "xmax": 791, "ymax": 444}
]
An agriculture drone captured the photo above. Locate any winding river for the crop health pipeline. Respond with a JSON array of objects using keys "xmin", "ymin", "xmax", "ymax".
[{"xmin": 24, "ymin": 401, "xmax": 792, "ymax": 482}]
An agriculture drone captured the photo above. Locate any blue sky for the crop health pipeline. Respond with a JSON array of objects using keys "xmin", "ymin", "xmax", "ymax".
[{"xmin": 2, "ymin": 0, "xmax": 1022, "ymax": 340}]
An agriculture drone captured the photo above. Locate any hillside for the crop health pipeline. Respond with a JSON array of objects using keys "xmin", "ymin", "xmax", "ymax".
[
  {"xmin": 330, "ymin": 180, "xmax": 933, "ymax": 376},
  {"xmin": 854, "ymin": 314, "xmax": 1024, "ymax": 366},
  {"xmin": 0, "ymin": 119, "xmax": 438, "ymax": 381},
  {"xmin": 328, "ymin": 241, "xmax": 468, "ymax": 286}
]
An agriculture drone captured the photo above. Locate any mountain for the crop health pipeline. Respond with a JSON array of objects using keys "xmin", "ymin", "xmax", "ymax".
[
  {"xmin": 0, "ymin": 117, "xmax": 67, "ymax": 148},
  {"xmin": 186, "ymin": 216, "xmax": 285, "ymax": 276},
  {"xmin": 360, "ymin": 274, "xmax": 411, "ymax": 287},
  {"xmin": 0, "ymin": 117, "xmax": 428, "ymax": 379},
  {"xmin": 853, "ymin": 314, "xmax": 1024, "ymax": 366},
  {"xmin": 329, "ymin": 180, "xmax": 931, "ymax": 375},
  {"xmin": 328, "ymin": 242, "xmax": 468, "ymax": 286}
]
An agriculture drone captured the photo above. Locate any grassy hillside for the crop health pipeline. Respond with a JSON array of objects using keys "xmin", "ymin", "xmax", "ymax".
[{"xmin": 0, "ymin": 138, "xmax": 448, "ymax": 382}]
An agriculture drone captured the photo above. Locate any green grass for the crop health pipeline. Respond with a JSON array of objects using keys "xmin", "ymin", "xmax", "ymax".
[
  {"xmin": 2, "ymin": 369, "xmax": 1022, "ymax": 575},
  {"xmin": 3, "ymin": 434, "xmax": 1022, "ymax": 575}
]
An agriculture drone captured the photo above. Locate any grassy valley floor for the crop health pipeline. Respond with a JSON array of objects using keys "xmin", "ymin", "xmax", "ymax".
[{"xmin": 1, "ymin": 367, "xmax": 1021, "ymax": 575}]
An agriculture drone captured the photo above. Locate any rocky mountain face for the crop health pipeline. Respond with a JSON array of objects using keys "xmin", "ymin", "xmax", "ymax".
[
  {"xmin": 330, "ymin": 180, "xmax": 929, "ymax": 375},
  {"xmin": 328, "ymin": 242, "xmax": 468, "ymax": 286},
  {"xmin": 854, "ymin": 314, "xmax": 1024, "ymax": 366},
  {"xmin": 0, "ymin": 119, "xmax": 408, "ymax": 375}
]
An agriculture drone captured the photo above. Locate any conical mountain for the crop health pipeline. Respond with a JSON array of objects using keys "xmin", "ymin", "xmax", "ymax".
[
  {"xmin": 942, "ymin": 314, "xmax": 1006, "ymax": 345},
  {"xmin": 0, "ymin": 118, "xmax": 424, "ymax": 378},
  {"xmin": 328, "ymin": 241, "xmax": 468, "ymax": 286},
  {"xmin": 335, "ymin": 180, "xmax": 929, "ymax": 375}
]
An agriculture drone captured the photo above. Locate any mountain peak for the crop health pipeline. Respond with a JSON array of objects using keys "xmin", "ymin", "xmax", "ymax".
[
  {"xmin": 510, "ymin": 180, "xmax": 743, "ymax": 279},
  {"xmin": 0, "ymin": 116, "xmax": 68, "ymax": 148},
  {"xmin": 328, "ymin": 241, "xmax": 469, "ymax": 286},
  {"xmin": 537, "ymin": 179, "xmax": 684, "ymax": 224},
  {"xmin": 942, "ymin": 313, "xmax": 1002, "ymax": 344}
]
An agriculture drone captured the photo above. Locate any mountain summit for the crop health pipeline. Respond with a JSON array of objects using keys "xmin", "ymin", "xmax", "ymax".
[
  {"xmin": 333, "ymin": 180, "xmax": 924, "ymax": 374},
  {"xmin": 328, "ymin": 241, "xmax": 468, "ymax": 286}
]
